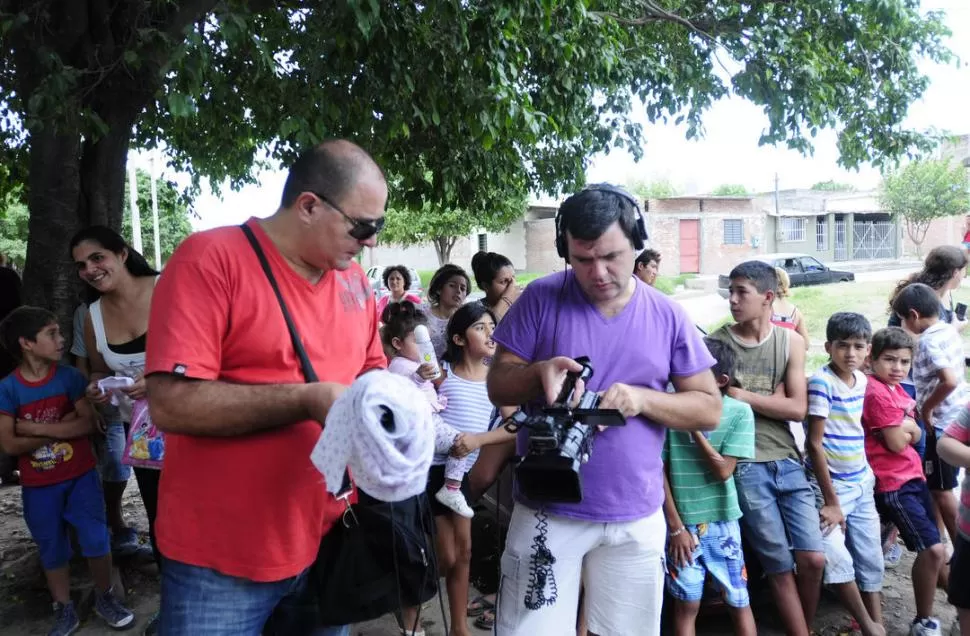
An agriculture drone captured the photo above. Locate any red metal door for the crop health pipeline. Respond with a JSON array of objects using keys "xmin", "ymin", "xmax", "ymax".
[{"xmin": 679, "ymin": 219, "xmax": 700, "ymax": 273}]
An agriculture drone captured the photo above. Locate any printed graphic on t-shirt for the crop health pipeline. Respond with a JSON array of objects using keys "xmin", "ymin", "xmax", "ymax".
[
  {"xmin": 337, "ymin": 271, "xmax": 370, "ymax": 313},
  {"xmin": 20, "ymin": 395, "xmax": 78, "ymax": 473},
  {"xmin": 29, "ymin": 441, "xmax": 75, "ymax": 472}
]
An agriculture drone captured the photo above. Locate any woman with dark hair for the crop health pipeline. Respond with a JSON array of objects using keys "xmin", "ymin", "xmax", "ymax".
[
  {"xmin": 375, "ymin": 264, "xmax": 421, "ymax": 319},
  {"xmin": 633, "ymin": 249, "xmax": 661, "ymax": 287},
  {"xmin": 422, "ymin": 264, "xmax": 471, "ymax": 359},
  {"xmin": 470, "ymin": 251, "xmax": 519, "ymax": 322},
  {"xmin": 889, "ymin": 245, "xmax": 968, "ymax": 330},
  {"xmin": 70, "ymin": 225, "xmax": 164, "ymax": 632}
]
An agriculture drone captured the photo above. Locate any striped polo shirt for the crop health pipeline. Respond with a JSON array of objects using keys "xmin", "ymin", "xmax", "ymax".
[{"xmin": 805, "ymin": 364, "xmax": 869, "ymax": 481}]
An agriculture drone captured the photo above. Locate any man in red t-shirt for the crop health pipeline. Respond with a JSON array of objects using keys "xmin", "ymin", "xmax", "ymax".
[{"xmin": 145, "ymin": 140, "xmax": 388, "ymax": 635}]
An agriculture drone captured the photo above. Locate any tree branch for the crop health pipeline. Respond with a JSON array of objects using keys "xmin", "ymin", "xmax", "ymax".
[
  {"xmin": 157, "ymin": 0, "xmax": 221, "ymax": 39},
  {"xmin": 590, "ymin": 0, "xmax": 715, "ymax": 43}
]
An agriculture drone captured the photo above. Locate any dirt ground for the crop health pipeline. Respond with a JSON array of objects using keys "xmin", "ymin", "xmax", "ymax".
[{"xmin": 0, "ymin": 481, "xmax": 958, "ymax": 635}]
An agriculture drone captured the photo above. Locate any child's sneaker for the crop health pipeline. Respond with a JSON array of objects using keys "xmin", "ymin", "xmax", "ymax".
[
  {"xmin": 95, "ymin": 587, "xmax": 135, "ymax": 630},
  {"xmin": 435, "ymin": 486, "xmax": 474, "ymax": 518},
  {"xmin": 884, "ymin": 542, "xmax": 903, "ymax": 569},
  {"xmin": 49, "ymin": 601, "xmax": 80, "ymax": 636},
  {"xmin": 910, "ymin": 617, "xmax": 942, "ymax": 636}
]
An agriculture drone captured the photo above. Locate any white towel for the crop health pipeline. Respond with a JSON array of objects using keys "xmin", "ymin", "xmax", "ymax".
[
  {"xmin": 311, "ymin": 370, "xmax": 435, "ymax": 503},
  {"xmin": 97, "ymin": 376, "xmax": 135, "ymax": 406}
]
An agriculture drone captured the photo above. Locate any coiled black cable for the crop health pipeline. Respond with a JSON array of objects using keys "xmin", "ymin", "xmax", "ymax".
[{"xmin": 523, "ymin": 508, "xmax": 557, "ymax": 610}]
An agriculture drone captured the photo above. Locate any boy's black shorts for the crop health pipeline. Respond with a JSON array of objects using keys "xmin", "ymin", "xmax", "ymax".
[
  {"xmin": 924, "ymin": 433, "xmax": 959, "ymax": 491},
  {"xmin": 948, "ymin": 533, "xmax": 970, "ymax": 609}
]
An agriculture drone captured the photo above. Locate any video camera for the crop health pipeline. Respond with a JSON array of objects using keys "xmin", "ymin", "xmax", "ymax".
[{"xmin": 506, "ymin": 357, "xmax": 626, "ymax": 503}]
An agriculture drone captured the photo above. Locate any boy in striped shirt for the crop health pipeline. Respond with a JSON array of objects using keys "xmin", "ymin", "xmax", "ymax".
[
  {"xmin": 806, "ymin": 312, "xmax": 885, "ymax": 636},
  {"xmin": 662, "ymin": 338, "xmax": 756, "ymax": 636}
]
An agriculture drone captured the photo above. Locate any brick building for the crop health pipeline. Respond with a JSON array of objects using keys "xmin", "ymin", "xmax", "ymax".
[{"xmin": 367, "ymin": 134, "xmax": 969, "ymax": 277}]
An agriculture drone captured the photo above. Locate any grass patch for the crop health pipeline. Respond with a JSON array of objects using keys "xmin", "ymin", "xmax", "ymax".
[
  {"xmin": 655, "ymin": 273, "xmax": 697, "ymax": 296},
  {"xmin": 705, "ymin": 279, "xmax": 970, "ymax": 376}
]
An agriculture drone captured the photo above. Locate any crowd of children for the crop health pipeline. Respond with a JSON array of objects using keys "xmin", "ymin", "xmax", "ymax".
[
  {"xmin": 5, "ymin": 252, "xmax": 970, "ymax": 636},
  {"xmin": 672, "ymin": 262, "xmax": 970, "ymax": 636}
]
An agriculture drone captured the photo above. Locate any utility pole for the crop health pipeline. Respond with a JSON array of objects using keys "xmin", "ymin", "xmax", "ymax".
[
  {"xmin": 774, "ymin": 172, "xmax": 780, "ymax": 216},
  {"xmin": 150, "ymin": 153, "xmax": 161, "ymax": 269},
  {"xmin": 128, "ymin": 164, "xmax": 143, "ymax": 253}
]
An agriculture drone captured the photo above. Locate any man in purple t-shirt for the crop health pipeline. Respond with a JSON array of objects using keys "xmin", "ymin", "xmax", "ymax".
[{"xmin": 488, "ymin": 186, "xmax": 721, "ymax": 636}]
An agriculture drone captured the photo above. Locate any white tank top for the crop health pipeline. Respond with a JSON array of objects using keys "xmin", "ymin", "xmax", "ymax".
[{"xmin": 90, "ymin": 299, "xmax": 146, "ymax": 422}]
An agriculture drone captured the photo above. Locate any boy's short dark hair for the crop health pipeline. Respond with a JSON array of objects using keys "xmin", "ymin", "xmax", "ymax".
[
  {"xmin": 0, "ymin": 306, "xmax": 57, "ymax": 361},
  {"xmin": 728, "ymin": 260, "xmax": 778, "ymax": 294},
  {"xmin": 871, "ymin": 327, "xmax": 915, "ymax": 360},
  {"xmin": 634, "ymin": 249, "xmax": 661, "ymax": 270},
  {"xmin": 891, "ymin": 282, "xmax": 940, "ymax": 320},
  {"xmin": 703, "ymin": 337, "xmax": 737, "ymax": 386},
  {"xmin": 826, "ymin": 312, "xmax": 872, "ymax": 343}
]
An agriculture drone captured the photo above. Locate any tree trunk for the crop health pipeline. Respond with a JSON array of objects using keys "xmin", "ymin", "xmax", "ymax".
[
  {"xmin": 22, "ymin": 113, "xmax": 136, "ymax": 339},
  {"xmin": 433, "ymin": 236, "xmax": 458, "ymax": 265},
  {"xmin": 21, "ymin": 125, "xmax": 84, "ymax": 337}
]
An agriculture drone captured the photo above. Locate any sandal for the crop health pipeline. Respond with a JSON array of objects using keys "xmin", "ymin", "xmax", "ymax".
[
  {"xmin": 466, "ymin": 595, "xmax": 495, "ymax": 617},
  {"xmin": 474, "ymin": 608, "xmax": 495, "ymax": 631}
]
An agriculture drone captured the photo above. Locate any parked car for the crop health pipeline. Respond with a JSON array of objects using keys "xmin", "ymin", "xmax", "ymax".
[
  {"xmin": 718, "ymin": 253, "xmax": 855, "ymax": 298},
  {"xmin": 365, "ymin": 265, "xmax": 424, "ymax": 301}
]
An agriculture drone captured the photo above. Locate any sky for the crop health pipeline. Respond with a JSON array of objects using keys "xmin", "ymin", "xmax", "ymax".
[{"xmin": 135, "ymin": 1, "xmax": 970, "ymax": 231}]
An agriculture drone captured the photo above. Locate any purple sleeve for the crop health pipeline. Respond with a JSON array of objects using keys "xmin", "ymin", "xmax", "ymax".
[
  {"xmin": 668, "ymin": 304, "xmax": 715, "ymax": 377},
  {"xmin": 492, "ymin": 282, "xmax": 544, "ymax": 363}
]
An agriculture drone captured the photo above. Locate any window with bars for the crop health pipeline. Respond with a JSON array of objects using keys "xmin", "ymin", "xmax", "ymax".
[
  {"xmin": 779, "ymin": 217, "xmax": 806, "ymax": 243},
  {"xmin": 477, "ymin": 233, "xmax": 488, "ymax": 252},
  {"xmin": 723, "ymin": 219, "xmax": 744, "ymax": 245},
  {"xmin": 816, "ymin": 216, "xmax": 828, "ymax": 251}
]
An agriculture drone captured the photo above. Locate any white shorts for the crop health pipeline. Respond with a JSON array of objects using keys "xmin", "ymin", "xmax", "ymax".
[{"xmin": 496, "ymin": 504, "xmax": 665, "ymax": 636}]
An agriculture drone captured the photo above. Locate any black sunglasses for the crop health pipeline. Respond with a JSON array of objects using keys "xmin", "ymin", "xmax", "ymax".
[{"xmin": 312, "ymin": 191, "xmax": 385, "ymax": 241}]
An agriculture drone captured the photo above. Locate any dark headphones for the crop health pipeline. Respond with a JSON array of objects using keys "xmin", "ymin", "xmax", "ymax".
[{"xmin": 554, "ymin": 183, "xmax": 649, "ymax": 259}]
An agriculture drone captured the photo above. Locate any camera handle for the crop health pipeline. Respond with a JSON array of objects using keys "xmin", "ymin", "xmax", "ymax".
[{"xmin": 554, "ymin": 356, "xmax": 593, "ymax": 405}]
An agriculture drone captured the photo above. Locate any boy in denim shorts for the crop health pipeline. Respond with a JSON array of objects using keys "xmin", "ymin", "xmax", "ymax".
[
  {"xmin": 710, "ymin": 261, "xmax": 824, "ymax": 636},
  {"xmin": 805, "ymin": 313, "xmax": 884, "ymax": 636},
  {"xmin": 0, "ymin": 307, "xmax": 134, "ymax": 635},
  {"xmin": 863, "ymin": 327, "xmax": 946, "ymax": 636},
  {"xmin": 663, "ymin": 338, "xmax": 756, "ymax": 635}
]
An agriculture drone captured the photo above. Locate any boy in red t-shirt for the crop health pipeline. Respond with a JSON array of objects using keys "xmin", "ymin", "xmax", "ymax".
[
  {"xmin": 863, "ymin": 327, "xmax": 946, "ymax": 636},
  {"xmin": 0, "ymin": 307, "xmax": 133, "ymax": 635}
]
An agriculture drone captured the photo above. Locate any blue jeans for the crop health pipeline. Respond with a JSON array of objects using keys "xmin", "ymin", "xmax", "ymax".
[
  {"xmin": 735, "ymin": 459, "xmax": 824, "ymax": 575},
  {"xmin": 160, "ymin": 557, "xmax": 350, "ymax": 636},
  {"xmin": 94, "ymin": 420, "xmax": 132, "ymax": 482}
]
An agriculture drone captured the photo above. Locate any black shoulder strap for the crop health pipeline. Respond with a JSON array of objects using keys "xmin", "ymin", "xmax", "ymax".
[
  {"xmin": 241, "ymin": 224, "xmax": 318, "ymax": 383},
  {"xmin": 240, "ymin": 224, "xmax": 352, "ymax": 496}
]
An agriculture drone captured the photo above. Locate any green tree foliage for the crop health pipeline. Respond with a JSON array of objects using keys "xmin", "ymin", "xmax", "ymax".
[
  {"xmin": 710, "ymin": 184, "xmax": 750, "ymax": 196},
  {"xmin": 0, "ymin": 172, "xmax": 193, "ymax": 270},
  {"xmin": 627, "ymin": 178, "xmax": 680, "ymax": 200},
  {"xmin": 381, "ymin": 186, "xmax": 528, "ymax": 265},
  {"xmin": 0, "ymin": 1, "xmax": 955, "ymax": 324},
  {"xmin": 0, "ymin": 195, "xmax": 28, "ymax": 268},
  {"xmin": 811, "ymin": 180, "xmax": 857, "ymax": 192},
  {"xmin": 120, "ymin": 169, "xmax": 195, "ymax": 265},
  {"xmin": 880, "ymin": 158, "xmax": 970, "ymax": 256}
]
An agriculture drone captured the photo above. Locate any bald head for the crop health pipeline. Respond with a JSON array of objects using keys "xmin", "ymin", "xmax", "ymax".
[{"xmin": 280, "ymin": 140, "xmax": 385, "ymax": 209}]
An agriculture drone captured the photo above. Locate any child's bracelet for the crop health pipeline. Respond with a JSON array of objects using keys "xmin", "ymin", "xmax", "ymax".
[{"xmin": 668, "ymin": 526, "xmax": 686, "ymax": 538}]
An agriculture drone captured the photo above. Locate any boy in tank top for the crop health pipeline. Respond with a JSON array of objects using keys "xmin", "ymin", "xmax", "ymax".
[{"xmin": 711, "ymin": 260, "xmax": 824, "ymax": 636}]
